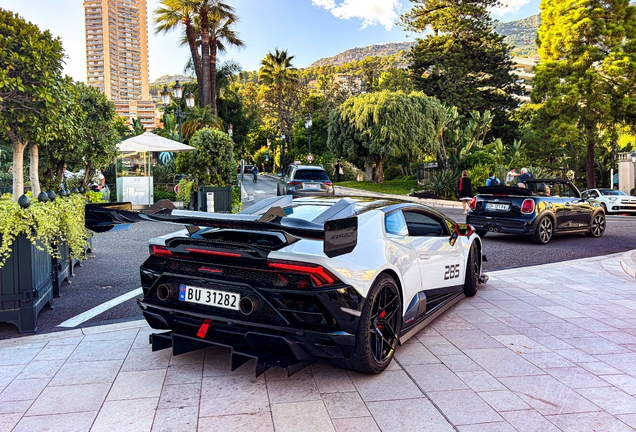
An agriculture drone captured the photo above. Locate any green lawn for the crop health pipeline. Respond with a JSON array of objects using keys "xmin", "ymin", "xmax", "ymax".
[{"xmin": 336, "ymin": 179, "xmax": 420, "ymax": 195}]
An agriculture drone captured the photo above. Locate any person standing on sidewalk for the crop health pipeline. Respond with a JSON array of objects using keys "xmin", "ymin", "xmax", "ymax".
[
  {"xmin": 333, "ymin": 160, "xmax": 343, "ymax": 182},
  {"xmin": 506, "ymin": 168, "xmax": 519, "ymax": 185},
  {"xmin": 458, "ymin": 170, "xmax": 473, "ymax": 214}
]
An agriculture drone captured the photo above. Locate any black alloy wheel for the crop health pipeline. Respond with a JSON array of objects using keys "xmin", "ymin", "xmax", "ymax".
[
  {"xmin": 601, "ymin": 203, "xmax": 608, "ymax": 214},
  {"xmin": 586, "ymin": 212, "xmax": 606, "ymax": 238},
  {"xmin": 464, "ymin": 242, "xmax": 479, "ymax": 297},
  {"xmin": 531, "ymin": 216, "xmax": 553, "ymax": 244},
  {"xmin": 333, "ymin": 274, "xmax": 401, "ymax": 374}
]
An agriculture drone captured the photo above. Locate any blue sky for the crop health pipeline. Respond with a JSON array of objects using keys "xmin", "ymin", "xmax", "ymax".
[{"xmin": 0, "ymin": 0, "xmax": 541, "ymax": 83}]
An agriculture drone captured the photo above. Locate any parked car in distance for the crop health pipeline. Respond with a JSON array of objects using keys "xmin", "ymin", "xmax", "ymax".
[
  {"xmin": 237, "ymin": 164, "xmax": 253, "ymax": 174},
  {"xmin": 581, "ymin": 188, "xmax": 636, "ymax": 214},
  {"xmin": 277, "ymin": 164, "xmax": 334, "ymax": 197},
  {"xmin": 467, "ymin": 179, "xmax": 606, "ymax": 244}
]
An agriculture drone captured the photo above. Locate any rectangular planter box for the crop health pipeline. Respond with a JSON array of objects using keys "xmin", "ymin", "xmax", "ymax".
[
  {"xmin": 0, "ymin": 235, "xmax": 54, "ymax": 333},
  {"xmin": 196, "ymin": 186, "xmax": 232, "ymax": 213},
  {"xmin": 51, "ymin": 242, "xmax": 70, "ymax": 298},
  {"xmin": 70, "ymin": 234, "xmax": 92, "ymax": 278}
]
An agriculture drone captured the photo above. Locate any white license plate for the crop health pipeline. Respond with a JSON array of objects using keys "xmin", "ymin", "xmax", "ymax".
[
  {"xmin": 178, "ymin": 284, "xmax": 240, "ymax": 310},
  {"xmin": 304, "ymin": 183, "xmax": 320, "ymax": 189},
  {"xmin": 486, "ymin": 203, "xmax": 509, "ymax": 211}
]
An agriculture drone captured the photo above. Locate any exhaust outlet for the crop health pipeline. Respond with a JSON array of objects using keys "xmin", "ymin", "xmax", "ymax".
[
  {"xmin": 239, "ymin": 295, "xmax": 262, "ymax": 315},
  {"xmin": 156, "ymin": 282, "xmax": 177, "ymax": 301}
]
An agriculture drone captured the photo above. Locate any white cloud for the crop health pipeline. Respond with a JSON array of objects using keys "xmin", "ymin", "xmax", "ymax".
[
  {"xmin": 311, "ymin": 0, "xmax": 402, "ymax": 30},
  {"xmin": 490, "ymin": 0, "xmax": 532, "ymax": 18}
]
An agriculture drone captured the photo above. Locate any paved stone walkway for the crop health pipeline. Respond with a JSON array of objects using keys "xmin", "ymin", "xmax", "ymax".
[{"xmin": 0, "ymin": 252, "xmax": 635, "ymax": 432}]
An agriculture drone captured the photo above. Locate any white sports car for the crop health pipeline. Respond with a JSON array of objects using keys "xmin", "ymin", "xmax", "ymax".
[
  {"xmin": 582, "ymin": 188, "xmax": 636, "ymax": 214},
  {"xmin": 86, "ymin": 196, "xmax": 487, "ymax": 375}
]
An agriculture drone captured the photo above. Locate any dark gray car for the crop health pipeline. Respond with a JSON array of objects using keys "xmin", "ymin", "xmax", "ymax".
[{"xmin": 277, "ymin": 164, "xmax": 335, "ymax": 197}]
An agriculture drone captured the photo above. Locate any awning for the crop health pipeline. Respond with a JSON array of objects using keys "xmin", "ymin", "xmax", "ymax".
[{"xmin": 117, "ymin": 132, "xmax": 194, "ymax": 153}]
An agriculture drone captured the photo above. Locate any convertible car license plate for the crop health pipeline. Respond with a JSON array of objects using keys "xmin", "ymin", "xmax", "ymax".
[
  {"xmin": 179, "ymin": 284, "xmax": 240, "ymax": 310},
  {"xmin": 486, "ymin": 203, "xmax": 509, "ymax": 211}
]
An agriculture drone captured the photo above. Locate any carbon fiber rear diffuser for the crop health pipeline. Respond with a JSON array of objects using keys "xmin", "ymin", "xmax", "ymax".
[{"xmin": 149, "ymin": 331, "xmax": 316, "ymax": 377}]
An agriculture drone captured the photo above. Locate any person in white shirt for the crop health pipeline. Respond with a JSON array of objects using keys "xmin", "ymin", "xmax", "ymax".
[{"xmin": 506, "ymin": 168, "xmax": 519, "ymax": 185}]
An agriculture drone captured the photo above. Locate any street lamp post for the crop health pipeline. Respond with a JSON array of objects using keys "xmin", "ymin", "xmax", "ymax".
[
  {"xmin": 161, "ymin": 80, "xmax": 195, "ymax": 142},
  {"xmin": 305, "ymin": 113, "xmax": 312, "ymax": 158},
  {"xmin": 280, "ymin": 133, "xmax": 286, "ymax": 173},
  {"xmin": 631, "ymin": 151, "xmax": 636, "ymax": 196}
]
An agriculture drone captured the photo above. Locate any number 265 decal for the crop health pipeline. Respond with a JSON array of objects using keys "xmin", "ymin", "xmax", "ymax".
[{"xmin": 444, "ymin": 264, "xmax": 460, "ymax": 280}]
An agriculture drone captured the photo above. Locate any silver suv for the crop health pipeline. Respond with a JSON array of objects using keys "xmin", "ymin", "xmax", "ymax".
[{"xmin": 277, "ymin": 164, "xmax": 335, "ymax": 197}]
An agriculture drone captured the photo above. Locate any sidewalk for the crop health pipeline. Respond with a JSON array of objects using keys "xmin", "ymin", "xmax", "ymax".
[{"xmin": 1, "ymin": 251, "xmax": 636, "ymax": 432}]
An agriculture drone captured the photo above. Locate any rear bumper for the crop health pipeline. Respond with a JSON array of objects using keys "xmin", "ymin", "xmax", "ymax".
[{"xmin": 467, "ymin": 215, "xmax": 535, "ymax": 235}]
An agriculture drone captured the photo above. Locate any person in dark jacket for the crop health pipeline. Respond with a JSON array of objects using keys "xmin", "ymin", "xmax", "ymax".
[{"xmin": 458, "ymin": 170, "xmax": 473, "ymax": 214}]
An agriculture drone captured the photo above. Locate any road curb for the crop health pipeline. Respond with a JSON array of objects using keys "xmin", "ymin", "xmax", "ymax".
[{"xmin": 620, "ymin": 249, "xmax": 636, "ymax": 278}]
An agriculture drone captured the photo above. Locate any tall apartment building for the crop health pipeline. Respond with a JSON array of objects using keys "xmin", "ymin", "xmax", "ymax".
[{"xmin": 84, "ymin": 0, "xmax": 156, "ymax": 129}]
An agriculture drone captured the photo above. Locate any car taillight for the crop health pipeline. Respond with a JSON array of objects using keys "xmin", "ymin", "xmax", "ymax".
[
  {"xmin": 521, "ymin": 199, "xmax": 535, "ymax": 214},
  {"xmin": 184, "ymin": 247, "xmax": 241, "ymax": 258},
  {"xmin": 469, "ymin": 197, "xmax": 477, "ymax": 210},
  {"xmin": 323, "ymin": 181, "xmax": 333, "ymax": 187},
  {"xmin": 150, "ymin": 245, "xmax": 172, "ymax": 256},
  {"xmin": 288, "ymin": 181, "xmax": 301, "ymax": 185},
  {"xmin": 267, "ymin": 259, "xmax": 338, "ymax": 287}
]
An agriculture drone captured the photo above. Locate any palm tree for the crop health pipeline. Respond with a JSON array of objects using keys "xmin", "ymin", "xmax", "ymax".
[
  {"xmin": 207, "ymin": 4, "xmax": 244, "ymax": 116},
  {"xmin": 154, "ymin": 0, "xmax": 203, "ymax": 102},
  {"xmin": 181, "ymin": 105, "xmax": 223, "ymax": 141}
]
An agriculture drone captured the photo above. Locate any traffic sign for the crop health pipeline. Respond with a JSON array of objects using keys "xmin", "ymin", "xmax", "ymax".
[{"xmin": 306, "ymin": 153, "xmax": 314, "ymax": 162}]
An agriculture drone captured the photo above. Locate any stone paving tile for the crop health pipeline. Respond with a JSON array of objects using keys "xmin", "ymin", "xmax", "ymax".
[
  {"xmin": 332, "ymin": 416, "xmax": 380, "ymax": 432},
  {"xmin": 546, "ymin": 411, "xmax": 635, "ymax": 432},
  {"xmin": 437, "ymin": 329, "xmax": 505, "ymax": 350},
  {"xmin": 436, "ymin": 353, "xmax": 483, "ymax": 373},
  {"xmin": 553, "ymin": 348, "xmax": 598, "ymax": 364},
  {"xmin": 16, "ymin": 359, "xmax": 65, "ymax": 380},
  {"xmin": 600, "ymin": 374, "xmax": 636, "ymax": 395},
  {"xmin": 313, "ymin": 370, "xmax": 357, "ymax": 394},
  {"xmin": 594, "ymin": 352, "xmax": 636, "ymax": 374},
  {"xmin": 92, "ymin": 396, "xmax": 158, "ymax": 432},
  {"xmin": 82, "ymin": 327, "xmax": 139, "ymax": 342},
  {"xmin": 322, "ymin": 391, "xmax": 370, "ymax": 419},
  {"xmin": 576, "ymin": 386, "xmax": 636, "ymax": 415},
  {"xmin": 527, "ymin": 335, "xmax": 574, "ymax": 351},
  {"xmin": 456, "ymin": 370, "xmax": 506, "ymax": 392},
  {"xmin": 367, "ymin": 398, "xmax": 456, "ymax": 432},
  {"xmin": 121, "ymin": 347, "xmax": 172, "ymax": 372},
  {"xmin": 562, "ymin": 336, "xmax": 631, "ymax": 355},
  {"xmin": 499, "ymin": 409, "xmax": 562, "ymax": 432},
  {"xmin": 158, "ymin": 382, "xmax": 201, "ymax": 409},
  {"xmin": 616, "ymin": 413, "xmax": 636, "ymax": 429},
  {"xmin": 0, "ymin": 348, "xmax": 41, "ymax": 366},
  {"xmin": 12, "ymin": 410, "xmax": 97, "ymax": 432},
  {"xmin": 519, "ymin": 352, "xmax": 575, "ymax": 369},
  {"xmin": 31, "ymin": 344, "xmax": 76, "ymax": 362},
  {"xmin": 199, "ymin": 374, "xmax": 268, "ymax": 417},
  {"xmin": 463, "ymin": 348, "xmax": 543, "ymax": 378},
  {"xmin": 164, "ymin": 363, "xmax": 203, "ymax": 385},
  {"xmin": 478, "ymin": 390, "xmax": 531, "ymax": 411},
  {"xmin": 265, "ymin": 367, "xmax": 313, "ymax": 382},
  {"xmin": 0, "ymin": 413, "xmax": 22, "ymax": 432},
  {"xmin": 458, "ymin": 423, "xmax": 518, "ymax": 432},
  {"xmin": 0, "ymin": 378, "xmax": 49, "ymax": 402},
  {"xmin": 498, "ymin": 375, "xmax": 601, "ymax": 415},
  {"xmin": 26, "ymin": 382, "xmax": 111, "ymax": 416},
  {"xmin": 428, "ymin": 389, "xmax": 503, "ymax": 426},
  {"xmin": 0, "ymin": 399, "xmax": 32, "ymax": 415},
  {"xmin": 271, "ymin": 400, "xmax": 334, "ymax": 432},
  {"xmin": 169, "ymin": 349, "xmax": 205, "ymax": 366},
  {"xmin": 152, "ymin": 406, "xmax": 198, "ymax": 432},
  {"xmin": 107, "ymin": 369, "xmax": 166, "ymax": 401},
  {"xmin": 394, "ymin": 340, "xmax": 440, "ymax": 365},
  {"xmin": 350, "ymin": 369, "xmax": 423, "ymax": 402},
  {"xmin": 198, "ymin": 412, "xmax": 274, "ymax": 432},
  {"xmin": 430, "ymin": 313, "xmax": 477, "ymax": 331},
  {"xmin": 426, "ymin": 342, "xmax": 463, "ymax": 357},
  {"xmin": 578, "ymin": 361, "xmax": 623, "ymax": 375},
  {"xmin": 402, "ymin": 363, "xmax": 468, "ymax": 392},
  {"xmin": 491, "ymin": 335, "xmax": 550, "ymax": 354},
  {"xmin": 267, "ymin": 374, "xmax": 320, "ymax": 404},
  {"xmin": 44, "ymin": 335, "xmax": 84, "ymax": 347},
  {"xmin": 599, "ymin": 331, "xmax": 636, "ymax": 345},
  {"xmin": 202, "ymin": 352, "xmax": 255, "ymax": 377},
  {"xmin": 0, "ymin": 364, "xmax": 24, "ymax": 389},
  {"xmin": 66, "ymin": 338, "xmax": 133, "ymax": 363},
  {"xmin": 544, "ymin": 366, "xmax": 612, "ymax": 389},
  {"xmin": 49, "ymin": 359, "xmax": 122, "ymax": 386}
]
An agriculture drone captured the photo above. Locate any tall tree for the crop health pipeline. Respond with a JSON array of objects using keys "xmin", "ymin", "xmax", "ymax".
[
  {"xmin": 0, "ymin": 9, "xmax": 72, "ymax": 201},
  {"xmin": 327, "ymin": 91, "xmax": 445, "ymax": 183},
  {"xmin": 154, "ymin": 0, "xmax": 204, "ymax": 103},
  {"xmin": 532, "ymin": 0, "xmax": 636, "ymax": 189},
  {"xmin": 207, "ymin": 3, "xmax": 244, "ymax": 116},
  {"xmin": 401, "ymin": 0, "xmax": 522, "ymax": 138}
]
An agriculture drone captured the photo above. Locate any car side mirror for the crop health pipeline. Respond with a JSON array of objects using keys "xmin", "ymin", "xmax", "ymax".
[
  {"xmin": 450, "ymin": 223, "xmax": 473, "ymax": 246},
  {"xmin": 581, "ymin": 192, "xmax": 590, "ymax": 200}
]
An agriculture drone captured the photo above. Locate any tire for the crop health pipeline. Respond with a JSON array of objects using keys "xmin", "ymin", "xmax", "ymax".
[
  {"xmin": 601, "ymin": 203, "xmax": 608, "ymax": 214},
  {"xmin": 476, "ymin": 229, "xmax": 488, "ymax": 238},
  {"xmin": 464, "ymin": 242, "xmax": 479, "ymax": 297},
  {"xmin": 586, "ymin": 212, "xmax": 606, "ymax": 238},
  {"xmin": 333, "ymin": 274, "xmax": 402, "ymax": 374},
  {"xmin": 531, "ymin": 216, "xmax": 553, "ymax": 244},
  {"xmin": 276, "ymin": 185, "xmax": 281, "ymax": 196}
]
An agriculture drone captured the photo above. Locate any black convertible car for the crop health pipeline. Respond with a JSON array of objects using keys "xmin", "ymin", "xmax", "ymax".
[{"xmin": 467, "ymin": 179, "xmax": 606, "ymax": 244}]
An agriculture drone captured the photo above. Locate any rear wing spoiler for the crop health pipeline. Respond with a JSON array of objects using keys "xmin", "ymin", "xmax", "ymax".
[{"xmin": 85, "ymin": 196, "xmax": 358, "ymax": 258}]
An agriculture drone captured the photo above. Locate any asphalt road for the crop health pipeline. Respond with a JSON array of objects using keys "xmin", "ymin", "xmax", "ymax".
[{"xmin": 1, "ymin": 175, "xmax": 634, "ymax": 339}]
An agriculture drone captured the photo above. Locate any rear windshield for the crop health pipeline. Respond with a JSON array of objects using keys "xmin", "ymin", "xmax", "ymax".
[{"xmin": 293, "ymin": 169, "xmax": 330, "ymax": 181}]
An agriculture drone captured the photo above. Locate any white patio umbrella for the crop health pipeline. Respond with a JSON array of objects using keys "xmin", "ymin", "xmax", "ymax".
[{"xmin": 117, "ymin": 132, "xmax": 194, "ymax": 205}]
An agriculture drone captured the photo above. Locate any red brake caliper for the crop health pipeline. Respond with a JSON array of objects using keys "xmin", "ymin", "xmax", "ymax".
[{"xmin": 378, "ymin": 309, "xmax": 386, "ymax": 330}]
